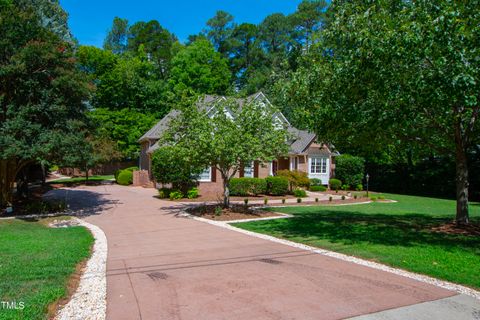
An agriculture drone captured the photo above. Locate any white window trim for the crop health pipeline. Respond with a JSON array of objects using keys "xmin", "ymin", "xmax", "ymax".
[
  {"xmin": 198, "ymin": 167, "xmax": 212, "ymax": 182},
  {"xmin": 309, "ymin": 157, "xmax": 328, "ymax": 175},
  {"xmin": 244, "ymin": 162, "xmax": 254, "ymax": 178}
]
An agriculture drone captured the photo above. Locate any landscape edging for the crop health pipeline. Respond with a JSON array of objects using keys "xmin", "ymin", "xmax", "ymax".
[
  {"xmin": 55, "ymin": 218, "xmax": 107, "ymax": 320},
  {"xmin": 189, "ymin": 213, "xmax": 480, "ymax": 300}
]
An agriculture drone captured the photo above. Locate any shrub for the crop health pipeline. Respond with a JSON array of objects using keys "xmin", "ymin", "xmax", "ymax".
[
  {"xmin": 250, "ymin": 178, "xmax": 267, "ymax": 196},
  {"xmin": 215, "ymin": 206, "xmax": 222, "ymax": 216},
  {"xmin": 117, "ymin": 170, "xmax": 133, "ymax": 185},
  {"xmin": 151, "ymin": 145, "xmax": 203, "ymax": 193},
  {"xmin": 244, "ymin": 198, "xmax": 249, "ymax": 205},
  {"xmin": 282, "ymin": 198, "xmax": 286, "ymax": 204},
  {"xmin": 158, "ymin": 188, "xmax": 172, "ymax": 199},
  {"xmin": 124, "ymin": 166, "xmax": 139, "ymax": 172},
  {"xmin": 335, "ymin": 154, "xmax": 365, "ymax": 187},
  {"xmin": 293, "ymin": 189, "xmax": 307, "ymax": 198},
  {"xmin": 309, "ymin": 178, "xmax": 322, "ymax": 186},
  {"xmin": 370, "ymin": 196, "xmax": 377, "ymax": 201},
  {"xmin": 315, "ymin": 198, "xmax": 319, "ymax": 202},
  {"xmin": 169, "ymin": 191, "xmax": 183, "ymax": 200},
  {"xmin": 277, "ymin": 170, "xmax": 310, "ymax": 191},
  {"xmin": 342, "ymin": 184, "xmax": 350, "ymax": 191},
  {"xmin": 229, "ymin": 177, "xmax": 267, "ymax": 196},
  {"xmin": 114, "ymin": 169, "xmax": 122, "ymax": 180},
  {"xmin": 329, "ymin": 196, "xmax": 333, "ymax": 201},
  {"xmin": 341, "ymin": 195, "xmax": 346, "ymax": 200},
  {"xmin": 355, "ymin": 184, "xmax": 363, "ymax": 191},
  {"xmin": 187, "ymin": 188, "xmax": 199, "ymax": 199},
  {"xmin": 310, "ymin": 185, "xmax": 327, "ymax": 192},
  {"xmin": 297, "ymin": 198, "xmax": 302, "ymax": 203},
  {"xmin": 378, "ymin": 195, "xmax": 385, "ymax": 200},
  {"xmin": 265, "ymin": 176, "xmax": 289, "ymax": 196},
  {"xmin": 354, "ymin": 194, "xmax": 358, "ymax": 199},
  {"xmin": 329, "ymin": 178, "xmax": 342, "ymax": 191},
  {"xmin": 264, "ymin": 198, "xmax": 268, "ymax": 205}
]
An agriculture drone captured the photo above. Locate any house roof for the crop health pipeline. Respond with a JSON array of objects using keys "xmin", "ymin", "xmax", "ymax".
[
  {"xmin": 140, "ymin": 91, "xmax": 323, "ymax": 155},
  {"xmin": 138, "ymin": 109, "xmax": 180, "ymax": 143},
  {"xmin": 287, "ymin": 127, "xmax": 317, "ymax": 154}
]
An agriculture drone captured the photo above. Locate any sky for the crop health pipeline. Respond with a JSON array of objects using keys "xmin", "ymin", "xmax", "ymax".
[{"xmin": 60, "ymin": 0, "xmax": 304, "ymax": 48}]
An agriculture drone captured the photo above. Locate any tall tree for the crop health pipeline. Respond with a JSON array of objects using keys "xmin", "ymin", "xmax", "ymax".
[
  {"xmin": 290, "ymin": 0, "xmax": 327, "ymax": 51},
  {"xmin": 229, "ymin": 23, "xmax": 265, "ymax": 92},
  {"xmin": 205, "ymin": 10, "xmax": 235, "ymax": 57},
  {"xmin": 281, "ymin": 0, "xmax": 480, "ymax": 224},
  {"xmin": 0, "ymin": 0, "xmax": 91, "ymax": 207},
  {"xmin": 127, "ymin": 20, "xmax": 177, "ymax": 78},
  {"xmin": 169, "ymin": 39, "xmax": 231, "ymax": 95},
  {"xmin": 103, "ymin": 17, "xmax": 129, "ymax": 54},
  {"xmin": 160, "ymin": 98, "xmax": 289, "ymax": 207}
]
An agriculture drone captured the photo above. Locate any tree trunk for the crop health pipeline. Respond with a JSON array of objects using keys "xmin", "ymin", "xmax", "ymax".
[
  {"xmin": 454, "ymin": 122, "xmax": 469, "ymax": 225},
  {"xmin": 85, "ymin": 165, "xmax": 89, "ymax": 183},
  {"xmin": 223, "ymin": 177, "xmax": 230, "ymax": 208},
  {"xmin": 0, "ymin": 159, "xmax": 18, "ymax": 209}
]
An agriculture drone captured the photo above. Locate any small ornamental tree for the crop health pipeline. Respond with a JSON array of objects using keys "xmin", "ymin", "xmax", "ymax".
[
  {"xmin": 151, "ymin": 145, "xmax": 205, "ymax": 193},
  {"xmin": 161, "ymin": 97, "xmax": 290, "ymax": 207},
  {"xmin": 335, "ymin": 155, "xmax": 365, "ymax": 187}
]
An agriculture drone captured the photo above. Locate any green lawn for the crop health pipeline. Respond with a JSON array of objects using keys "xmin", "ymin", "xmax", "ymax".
[
  {"xmin": 233, "ymin": 193, "xmax": 480, "ymax": 289},
  {"xmin": 0, "ymin": 219, "xmax": 93, "ymax": 319},
  {"xmin": 48, "ymin": 175, "xmax": 114, "ymax": 184}
]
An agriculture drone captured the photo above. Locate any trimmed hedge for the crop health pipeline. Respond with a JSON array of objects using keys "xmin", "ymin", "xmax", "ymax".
[
  {"xmin": 293, "ymin": 189, "xmax": 307, "ymax": 198},
  {"xmin": 310, "ymin": 178, "xmax": 322, "ymax": 186},
  {"xmin": 117, "ymin": 170, "xmax": 133, "ymax": 185},
  {"xmin": 329, "ymin": 178, "xmax": 342, "ymax": 191},
  {"xmin": 229, "ymin": 178, "xmax": 267, "ymax": 196},
  {"xmin": 310, "ymin": 185, "xmax": 327, "ymax": 192},
  {"xmin": 265, "ymin": 176, "xmax": 289, "ymax": 196},
  {"xmin": 115, "ymin": 166, "xmax": 139, "ymax": 181}
]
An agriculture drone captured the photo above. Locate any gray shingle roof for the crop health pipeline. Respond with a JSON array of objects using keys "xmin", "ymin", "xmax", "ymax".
[
  {"xmin": 138, "ymin": 109, "xmax": 180, "ymax": 142},
  {"xmin": 287, "ymin": 127, "xmax": 317, "ymax": 154},
  {"xmin": 139, "ymin": 92, "xmax": 320, "ymax": 155}
]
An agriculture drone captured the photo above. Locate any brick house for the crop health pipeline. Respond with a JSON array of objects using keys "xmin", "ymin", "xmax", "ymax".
[{"xmin": 138, "ymin": 92, "xmax": 337, "ymax": 194}]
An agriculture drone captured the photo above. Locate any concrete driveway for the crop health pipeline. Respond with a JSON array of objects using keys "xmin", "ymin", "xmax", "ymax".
[{"xmin": 52, "ymin": 185, "xmax": 479, "ymax": 320}]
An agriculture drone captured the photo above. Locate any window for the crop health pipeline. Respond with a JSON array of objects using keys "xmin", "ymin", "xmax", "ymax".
[
  {"xmin": 244, "ymin": 162, "xmax": 254, "ymax": 178},
  {"xmin": 198, "ymin": 167, "xmax": 212, "ymax": 182},
  {"xmin": 310, "ymin": 158, "xmax": 327, "ymax": 174}
]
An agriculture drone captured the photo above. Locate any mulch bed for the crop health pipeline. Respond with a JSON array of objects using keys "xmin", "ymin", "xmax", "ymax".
[
  {"xmin": 187, "ymin": 204, "xmax": 282, "ymax": 221},
  {"xmin": 267, "ymin": 197, "xmax": 371, "ymax": 206},
  {"xmin": 431, "ymin": 222, "xmax": 480, "ymax": 236}
]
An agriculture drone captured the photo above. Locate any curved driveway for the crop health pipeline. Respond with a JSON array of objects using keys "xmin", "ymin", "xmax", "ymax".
[{"xmin": 55, "ymin": 185, "xmax": 475, "ymax": 319}]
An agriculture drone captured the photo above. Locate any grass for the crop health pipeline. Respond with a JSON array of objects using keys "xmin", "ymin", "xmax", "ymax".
[
  {"xmin": 233, "ymin": 193, "xmax": 480, "ymax": 289},
  {"xmin": 0, "ymin": 218, "xmax": 94, "ymax": 319},
  {"xmin": 48, "ymin": 175, "xmax": 114, "ymax": 185}
]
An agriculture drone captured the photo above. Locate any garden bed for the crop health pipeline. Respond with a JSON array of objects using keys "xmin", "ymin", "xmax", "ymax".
[{"xmin": 187, "ymin": 204, "xmax": 282, "ymax": 221}]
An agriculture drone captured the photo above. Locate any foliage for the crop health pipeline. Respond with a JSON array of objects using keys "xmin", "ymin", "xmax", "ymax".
[
  {"xmin": 277, "ymin": 169, "xmax": 310, "ymax": 191},
  {"xmin": 116, "ymin": 169, "xmax": 133, "ymax": 185},
  {"xmin": 169, "ymin": 39, "xmax": 231, "ymax": 95},
  {"xmin": 309, "ymin": 178, "xmax": 322, "ymax": 186},
  {"xmin": 103, "ymin": 17, "xmax": 128, "ymax": 54},
  {"xmin": 151, "ymin": 145, "xmax": 204, "ymax": 193},
  {"xmin": 0, "ymin": 219, "xmax": 93, "ymax": 320},
  {"xmin": 0, "ymin": 0, "xmax": 91, "ymax": 206},
  {"xmin": 89, "ymin": 108, "xmax": 157, "ymax": 159},
  {"xmin": 310, "ymin": 185, "xmax": 327, "ymax": 192},
  {"xmin": 355, "ymin": 184, "xmax": 363, "ymax": 191},
  {"xmin": 280, "ymin": 0, "xmax": 480, "ymax": 223},
  {"xmin": 342, "ymin": 184, "xmax": 350, "ymax": 191},
  {"xmin": 169, "ymin": 190, "xmax": 183, "ymax": 200},
  {"xmin": 293, "ymin": 189, "xmax": 307, "ymax": 198},
  {"xmin": 329, "ymin": 179, "xmax": 342, "ymax": 191},
  {"xmin": 335, "ymin": 155, "xmax": 365, "ymax": 187},
  {"xmin": 161, "ymin": 97, "xmax": 290, "ymax": 207},
  {"xmin": 234, "ymin": 193, "xmax": 480, "ymax": 289},
  {"xmin": 187, "ymin": 188, "xmax": 199, "ymax": 199},
  {"xmin": 229, "ymin": 177, "xmax": 267, "ymax": 196},
  {"xmin": 158, "ymin": 188, "xmax": 172, "ymax": 199},
  {"xmin": 205, "ymin": 10, "xmax": 235, "ymax": 57},
  {"xmin": 265, "ymin": 176, "xmax": 289, "ymax": 196}
]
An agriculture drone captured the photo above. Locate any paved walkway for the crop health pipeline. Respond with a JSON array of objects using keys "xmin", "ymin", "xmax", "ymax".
[{"xmin": 49, "ymin": 185, "xmax": 479, "ymax": 320}]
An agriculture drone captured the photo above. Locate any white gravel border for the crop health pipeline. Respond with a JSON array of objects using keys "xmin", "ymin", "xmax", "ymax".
[
  {"xmin": 190, "ymin": 214, "xmax": 480, "ymax": 300},
  {"xmin": 55, "ymin": 218, "xmax": 107, "ymax": 320}
]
